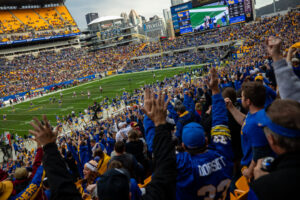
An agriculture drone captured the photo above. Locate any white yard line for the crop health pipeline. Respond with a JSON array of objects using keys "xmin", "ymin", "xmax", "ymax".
[{"xmin": 61, "ymin": 106, "xmax": 74, "ymax": 111}]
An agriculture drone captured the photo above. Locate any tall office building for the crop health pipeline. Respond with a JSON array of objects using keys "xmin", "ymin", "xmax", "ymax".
[
  {"xmin": 139, "ymin": 15, "xmax": 146, "ymax": 23},
  {"xmin": 171, "ymin": 0, "xmax": 184, "ymax": 6},
  {"xmin": 85, "ymin": 12, "xmax": 99, "ymax": 25},
  {"xmin": 129, "ymin": 9, "xmax": 142, "ymax": 26},
  {"xmin": 121, "ymin": 12, "xmax": 129, "ymax": 24},
  {"xmin": 144, "ymin": 16, "xmax": 166, "ymax": 39},
  {"xmin": 163, "ymin": 9, "xmax": 172, "ymax": 24},
  {"xmin": 166, "ymin": 19, "xmax": 175, "ymax": 38}
]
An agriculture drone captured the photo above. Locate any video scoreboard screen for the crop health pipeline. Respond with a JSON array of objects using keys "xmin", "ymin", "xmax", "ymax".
[
  {"xmin": 177, "ymin": 10, "xmax": 193, "ymax": 34},
  {"xmin": 171, "ymin": 0, "xmax": 253, "ymax": 35},
  {"xmin": 171, "ymin": 2, "xmax": 193, "ymax": 35},
  {"xmin": 227, "ymin": 0, "xmax": 245, "ymax": 24}
]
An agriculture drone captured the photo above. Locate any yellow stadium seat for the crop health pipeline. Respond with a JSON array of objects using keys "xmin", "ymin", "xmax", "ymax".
[
  {"xmin": 230, "ymin": 176, "xmax": 249, "ymax": 200},
  {"xmin": 55, "ymin": 5, "xmax": 77, "ymax": 26},
  {"xmin": 0, "ymin": 6, "xmax": 79, "ymax": 36},
  {"xmin": 35, "ymin": 7, "xmax": 64, "ymax": 29},
  {"xmin": 12, "ymin": 9, "xmax": 48, "ymax": 31},
  {"xmin": 0, "ymin": 11, "xmax": 23, "ymax": 32},
  {"xmin": 138, "ymin": 176, "xmax": 152, "ymax": 188}
]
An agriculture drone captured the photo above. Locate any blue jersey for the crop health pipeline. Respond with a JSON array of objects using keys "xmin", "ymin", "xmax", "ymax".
[
  {"xmin": 264, "ymin": 85, "xmax": 276, "ymax": 108},
  {"xmin": 240, "ymin": 110, "xmax": 269, "ymax": 166},
  {"xmin": 176, "ymin": 93, "xmax": 233, "ymax": 200}
]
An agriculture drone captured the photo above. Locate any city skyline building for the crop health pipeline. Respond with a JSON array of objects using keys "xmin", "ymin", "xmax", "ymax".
[
  {"xmin": 85, "ymin": 12, "xmax": 99, "ymax": 25},
  {"xmin": 163, "ymin": 8, "xmax": 172, "ymax": 24},
  {"xmin": 171, "ymin": 0, "xmax": 184, "ymax": 6}
]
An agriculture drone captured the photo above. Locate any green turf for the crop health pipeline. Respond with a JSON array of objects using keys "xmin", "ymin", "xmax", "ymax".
[
  {"xmin": 190, "ymin": 5, "xmax": 227, "ymax": 29},
  {"xmin": 0, "ymin": 65, "xmax": 203, "ymax": 136}
]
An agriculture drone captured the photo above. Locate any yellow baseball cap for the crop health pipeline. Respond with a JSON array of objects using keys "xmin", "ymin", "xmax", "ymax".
[
  {"xmin": 255, "ymin": 75, "xmax": 264, "ymax": 81},
  {"xmin": 291, "ymin": 42, "xmax": 300, "ymax": 48}
]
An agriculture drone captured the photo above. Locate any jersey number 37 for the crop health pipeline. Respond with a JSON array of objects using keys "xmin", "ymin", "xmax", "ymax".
[{"xmin": 197, "ymin": 178, "xmax": 231, "ymax": 200}]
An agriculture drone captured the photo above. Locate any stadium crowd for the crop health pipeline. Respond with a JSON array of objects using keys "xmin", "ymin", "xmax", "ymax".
[
  {"xmin": 0, "ymin": 43, "xmax": 145, "ymax": 98},
  {"xmin": 0, "ymin": 8, "xmax": 300, "ymax": 200},
  {"xmin": 1, "ymin": 10, "xmax": 299, "ymax": 99},
  {"xmin": 126, "ymin": 47, "xmax": 228, "ymax": 71},
  {"xmin": 0, "ymin": 28, "xmax": 80, "ymax": 43}
]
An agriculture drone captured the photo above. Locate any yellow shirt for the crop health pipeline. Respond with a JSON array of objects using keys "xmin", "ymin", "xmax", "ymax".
[{"xmin": 97, "ymin": 153, "xmax": 111, "ymax": 175}]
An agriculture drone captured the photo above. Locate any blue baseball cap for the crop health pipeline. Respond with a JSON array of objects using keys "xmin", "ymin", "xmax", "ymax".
[
  {"xmin": 257, "ymin": 109, "xmax": 300, "ymax": 138},
  {"xmin": 182, "ymin": 122, "xmax": 206, "ymax": 149},
  {"xmin": 94, "ymin": 156, "xmax": 100, "ymax": 162}
]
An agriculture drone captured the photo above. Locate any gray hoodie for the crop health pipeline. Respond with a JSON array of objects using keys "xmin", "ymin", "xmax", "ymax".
[{"xmin": 273, "ymin": 59, "xmax": 300, "ymax": 102}]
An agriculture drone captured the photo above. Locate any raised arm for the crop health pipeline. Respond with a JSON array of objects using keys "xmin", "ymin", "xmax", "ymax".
[
  {"xmin": 29, "ymin": 116, "xmax": 82, "ymax": 200},
  {"xmin": 28, "ymin": 144, "xmax": 43, "ymax": 180},
  {"xmin": 143, "ymin": 115, "xmax": 155, "ymax": 154},
  {"xmin": 266, "ymin": 37, "xmax": 300, "ymax": 102},
  {"xmin": 224, "ymin": 98, "xmax": 246, "ymax": 126},
  {"xmin": 142, "ymin": 89, "xmax": 177, "ymax": 200},
  {"xmin": 208, "ymin": 68, "xmax": 233, "ymax": 161}
]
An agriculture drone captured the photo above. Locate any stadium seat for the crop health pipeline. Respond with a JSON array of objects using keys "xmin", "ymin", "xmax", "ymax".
[
  {"xmin": 12, "ymin": 9, "xmax": 49, "ymax": 31},
  {"xmin": 138, "ymin": 176, "xmax": 152, "ymax": 188},
  {"xmin": 0, "ymin": 11, "xmax": 23, "ymax": 32},
  {"xmin": 55, "ymin": 6, "xmax": 77, "ymax": 26},
  {"xmin": 35, "ymin": 7, "xmax": 65, "ymax": 29},
  {"xmin": 230, "ymin": 176, "xmax": 249, "ymax": 200}
]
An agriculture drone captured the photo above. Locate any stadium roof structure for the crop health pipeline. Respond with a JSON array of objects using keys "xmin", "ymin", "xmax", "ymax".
[
  {"xmin": 0, "ymin": 0, "xmax": 64, "ymax": 7},
  {"xmin": 88, "ymin": 16, "xmax": 123, "ymax": 26}
]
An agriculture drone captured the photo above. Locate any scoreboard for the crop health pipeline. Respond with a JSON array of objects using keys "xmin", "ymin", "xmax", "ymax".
[
  {"xmin": 171, "ymin": 2, "xmax": 193, "ymax": 35},
  {"xmin": 227, "ymin": 0, "xmax": 246, "ymax": 24},
  {"xmin": 171, "ymin": 0, "xmax": 253, "ymax": 36},
  {"xmin": 177, "ymin": 10, "xmax": 193, "ymax": 34}
]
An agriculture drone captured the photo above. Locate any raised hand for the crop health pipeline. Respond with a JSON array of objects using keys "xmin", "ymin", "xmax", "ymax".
[
  {"xmin": 286, "ymin": 46, "xmax": 297, "ymax": 63},
  {"xmin": 266, "ymin": 36, "xmax": 282, "ymax": 62},
  {"xmin": 142, "ymin": 89, "xmax": 170, "ymax": 127},
  {"xmin": 29, "ymin": 115, "xmax": 57, "ymax": 146},
  {"xmin": 224, "ymin": 97, "xmax": 234, "ymax": 110},
  {"xmin": 208, "ymin": 67, "xmax": 220, "ymax": 95}
]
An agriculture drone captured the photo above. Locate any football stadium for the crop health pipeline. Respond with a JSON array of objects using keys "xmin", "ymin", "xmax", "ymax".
[{"xmin": 0, "ymin": 0, "xmax": 299, "ymax": 199}]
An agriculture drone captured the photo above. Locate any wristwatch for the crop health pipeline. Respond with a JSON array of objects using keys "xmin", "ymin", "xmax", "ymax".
[{"xmin": 261, "ymin": 157, "xmax": 275, "ymax": 172}]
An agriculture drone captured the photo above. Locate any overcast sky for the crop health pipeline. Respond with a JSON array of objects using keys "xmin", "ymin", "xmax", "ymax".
[{"xmin": 65, "ymin": 0, "xmax": 278, "ymax": 29}]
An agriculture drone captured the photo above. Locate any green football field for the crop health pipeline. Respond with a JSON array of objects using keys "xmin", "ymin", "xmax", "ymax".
[
  {"xmin": 189, "ymin": 5, "xmax": 228, "ymax": 29},
  {"xmin": 0, "ymin": 65, "xmax": 203, "ymax": 137}
]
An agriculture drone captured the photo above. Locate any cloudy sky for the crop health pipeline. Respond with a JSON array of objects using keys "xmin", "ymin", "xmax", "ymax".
[{"xmin": 65, "ymin": 0, "xmax": 278, "ymax": 29}]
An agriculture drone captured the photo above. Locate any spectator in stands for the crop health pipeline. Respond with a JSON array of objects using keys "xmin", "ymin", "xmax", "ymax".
[
  {"xmin": 248, "ymin": 99, "xmax": 300, "ymax": 200},
  {"xmin": 29, "ymin": 88, "xmax": 177, "ymax": 200},
  {"xmin": 176, "ymin": 68, "xmax": 233, "ymax": 200},
  {"xmin": 125, "ymin": 129, "xmax": 148, "ymax": 172},
  {"xmin": 109, "ymin": 141, "xmax": 142, "ymax": 179},
  {"xmin": 225, "ymin": 82, "xmax": 273, "ymax": 179},
  {"xmin": 75, "ymin": 160, "xmax": 99, "ymax": 199},
  {"xmin": 266, "ymin": 36, "xmax": 300, "ymax": 102}
]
